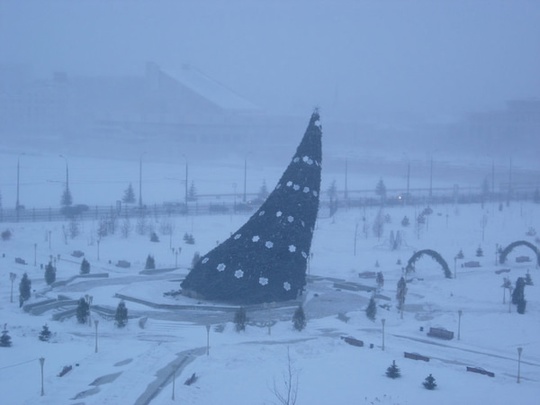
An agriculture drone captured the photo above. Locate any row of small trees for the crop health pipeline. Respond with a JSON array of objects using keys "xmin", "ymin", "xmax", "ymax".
[
  {"xmin": 233, "ymin": 305, "xmax": 306, "ymax": 333},
  {"xmin": 386, "ymin": 360, "xmax": 437, "ymax": 390}
]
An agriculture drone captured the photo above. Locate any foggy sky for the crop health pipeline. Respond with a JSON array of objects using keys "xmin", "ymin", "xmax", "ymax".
[{"xmin": 1, "ymin": 0, "xmax": 539, "ymax": 122}]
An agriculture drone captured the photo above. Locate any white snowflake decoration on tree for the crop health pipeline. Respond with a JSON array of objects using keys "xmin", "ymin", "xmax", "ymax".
[
  {"xmin": 252, "ymin": 235, "xmax": 260, "ymax": 242},
  {"xmin": 202, "ymin": 257, "xmax": 209, "ymax": 264},
  {"xmin": 288, "ymin": 245, "xmax": 296, "ymax": 253},
  {"xmin": 217, "ymin": 263, "xmax": 226, "ymax": 272},
  {"xmin": 234, "ymin": 269, "xmax": 244, "ymax": 279},
  {"xmin": 259, "ymin": 277, "xmax": 269, "ymax": 286},
  {"xmin": 283, "ymin": 282, "xmax": 291, "ymax": 291},
  {"xmin": 265, "ymin": 241, "xmax": 274, "ymax": 249}
]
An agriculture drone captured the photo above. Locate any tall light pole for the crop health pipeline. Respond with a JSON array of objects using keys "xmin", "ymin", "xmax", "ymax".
[
  {"xmin": 381, "ymin": 318, "xmax": 386, "ymax": 351},
  {"xmin": 429, "ymin": 156, "xmax": 433, "ymax": 204},
  {"xmin": 85, "ymin": 295, "xmax": 93, "ymax": 327},
  {"xmin": 517, "ymin": 347, "xmax": 523, "ymax": 383},
  {"xmin": 458, "ymin": 310, "xmax": 463, "ymax": 340},
  {"xmin": 344, "ymin": 159, "xmax": 348, "ymax": 201},
  {"xmin": 9, "ymin": 272, "xmax": 17, "ymax": 303},
  {"xmin": 139, "ymin": 153, "xmax": 144, "ymax": 208},
  {"xmin": 243, "ymin": 157, "xmax": 247, "ymax": 203},
  {"xmin": 183, "ymin": 155, "xmax": 189, "ymax": 206},
  {"xmin": 16, "ymin": 153, "xmax": 25, "ymax": 211},
  {"xmin": 34, "ymin": 243, "xmax": 37, "ymax": 266},
  {"xmin": 94, "ymin": 320, "xmax": 99, "ymax": 353},
  {"xmin": 59, "ymin": 154, "xmax": 69, "ymax": 190},
  {"xmin": 39, "ymin": 357, "xmax": 45, "ymax": 396},
  {"xmin": 205, "ymin": 324, "xmax": 211, "ymax": 356}
]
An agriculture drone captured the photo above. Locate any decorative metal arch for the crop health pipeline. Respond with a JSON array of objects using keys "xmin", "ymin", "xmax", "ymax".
[
  {"xmin": 406, "ymin": 249, "xmax": 453, "ymax": 279},
  {"xmin": 499, "ymin": 240, "xmax": 540, "ymax": 267}
]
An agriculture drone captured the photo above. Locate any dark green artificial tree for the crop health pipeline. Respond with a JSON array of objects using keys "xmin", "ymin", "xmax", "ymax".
[
  {"xmin": 115, "ymin": 301, "xmax": 128, "ymax": 328},
  {"xmin": 44, "ymin": 261, "xmax": 56, "ymax": 285},
  {"xmin": 234, "ymin": 307, "xmax": 247, "ymax": 332},
  {"xmin": 293, "ymin": 304, "xmax": 307, "ymax": 331},
  {"xmin": 181, "ymin": 112, "xmax": 322, "ymax": 304},
  {"xmin": 76, "ymin": 297, "xmax": 90, "ymax": 324}
]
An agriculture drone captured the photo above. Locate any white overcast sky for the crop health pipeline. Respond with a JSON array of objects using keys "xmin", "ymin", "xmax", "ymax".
[{"xmin": 1, "ymin": 0, "xmax": 539, "ymax": 121}]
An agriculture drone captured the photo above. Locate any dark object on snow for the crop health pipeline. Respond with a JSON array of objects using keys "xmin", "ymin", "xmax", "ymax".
[
  {"xmin": 462, "ymin": 261, "xmax": 480, "ymax": 268},
  {"xmin": 466, "ymin": 366, "xmax": 495, "ymax": 377},
  {"xmin": 181, "ymin": 112, "xmax": 322, "ymax": 304},
  {"xmin": 341, "ymin": 336, "xmax": 364, "ymax": 347},
  {"xmin": 427, "ymin": 327, "xmax": 454, "ymax": 340},
  {"xmin": 386, "ymin": 360, "xmax": 401, "ymax": 379},
  {"xmin": 15, "ymin": 257, "xmax": 27, "ymax": 265},
  {"xmin": 116, "ymin": 260, "xmax": 131, "ymax": 268},
  {"xmin": 184, "ymin": 373, "xmax": 198, "ymax": 385},
  {"xmin": 516, "ymin": 256, "xmax": 531, "ymax": 263},
  {"xmin": 423, "ymin": 374, "xmax": 437, "ymax": 390},
  {"xmin": 404, "ymin": 352, "xmax": 430, "ymax": 362},
  {"xmin": 71, "ymin": 250, "xmax": 84, "ymax": 258},
  {"xmin": 58, "ymin": 365, "xmax": 73, "ymax": 377}
]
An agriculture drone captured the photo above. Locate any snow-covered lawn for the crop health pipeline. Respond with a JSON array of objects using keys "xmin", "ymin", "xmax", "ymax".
[{"xmin": 1, "ymin": 199, "xmax": 539, "ymax": 404}]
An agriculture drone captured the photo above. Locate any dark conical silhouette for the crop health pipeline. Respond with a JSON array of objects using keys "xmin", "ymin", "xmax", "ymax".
[{"xmin": 181, "ymin": 111, "xmax": 322, "ymax": 304}]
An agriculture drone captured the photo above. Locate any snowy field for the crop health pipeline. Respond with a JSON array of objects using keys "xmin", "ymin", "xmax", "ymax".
[{"xmin": 1, "ymin": 196, "xmax": 539, "ymax": 404}]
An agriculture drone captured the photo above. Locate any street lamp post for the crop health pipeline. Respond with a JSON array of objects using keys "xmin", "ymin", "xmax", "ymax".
[
  {"xmin": 172, "ymin": 367, "xmax": 176, "ymax": 400},
  {"xmin": 34, "ymin": 243, "xmax": 37, "ymax": 266},
  {"xmin": 517, "ymin": 347, "xmax": 523, "ymax": 383},
  {"xmin": 243, "ymin": 158, "xmax": 247, "ymax": 203},
  {"xmin": 97, "ymin": 238, "xmax": 100, "ymax": 261},
  {"xmin": 9, "ymin": 272, "xmax": 17, "ymax": 303},
  {"xmin": 381, "ymin": 318, "xmax": 386, "ymax": 351},
  {"xmin": 39, "ymin": 357, "xmax": 45, "ymax": 396},
  {"xmin": 139, "ymin": 154, "xmax": 144, "ymax": 208},
  {"xmin": 85, "ymin": 295, "xmax": 93, "ymax": 327},
  {"xmin": 454, "ymin": 256, "xmax": 457, "ymax": 279},
  {"xmin": 458, "ymin": 310, "xmax": 463, "ymax": 340},
  {"xmin": 205, "ymin": 324, "xmax": 211, "ymax": 356},
  {"xmin": 94, "ymin": 320, "xmax": 99, "ymax": 353}
]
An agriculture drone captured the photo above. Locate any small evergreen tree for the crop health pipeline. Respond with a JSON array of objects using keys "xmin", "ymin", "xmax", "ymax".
[
  {"xmin": 19, "ymin": 273, "xmax": 31, "ymax": 304},
  {"xmin": 292, "ymin": 304, "xmax": 307, "ymax": 331},
  {"xmin": 476, "ymin": 246, "xmax": 483, "ymax": 257},
  {"xmin": 376, "ymin": 271, "xmax": 384, "ymax": 289},
  {"xmin": 122, "ymin": 183, "xmax": 136, "ymax": 204},
  {"xmin": 0, "ymin": 327, "xmax": 12, "ymax": 347},
  {"xmin": 423, "ymin": 374, "xmax": 437, "ymax": 390},
  {"xmin": 150, "ymin": 232, "xmax": 159, "ymax": 242},
  {"xmin": 456, "ymin": 249, "xmax": 464, "ymax": 259},
  {"xmin": 401, "ymin": 216, "xmax": 410, "ymax": 227},
  {"xmin": 234, "ymin": 307, "xmax": 247, "ymax": 332},
  {"xmin": 80, "ymin": 258, "xmax": 90, "ymax": 275},
  {"xmin": 188, "ymin": 181, "xmax": 197, "ymax": 201},
  {"xmin": 145, "ymin": 254, "xmax": 155, "ymax": 270},
  {"xmin": 115, "ymin": 301, "xmax": 128, "ymax": 328},
  {"xmin": 76, "ymin": 297, "xmax": 90, "ymax": 324},
  {"xmin": 375, "ymin": 178, "xmax": 387, "ymax": 203},
  {"xmin": 191, "ymin": 252, "xmax": 201, "ymax": 268},
  {"xmin": 386, "ymin": 360, "xmax": 401, "ymax": 379},
  {"xmin": 39, "ymin": 324, "xmax": 52, "ymax": 342},
  {"xmin": 396, "ymin": 277, "xmax": 407, "ymax": 318},
  {"xmin": 258, "ymin": 180, "xmax": 269, "ymax": 200},
  {"xmin": 366, "ymin": 296, "xmax": 377, "ymax": 321},
  {"xmin": 525, "ymin": 270, "xmax": 533, "ymax": 286},
  {"xmin": 61, "ymin": 186, "xmax": 73, "ymax": 207},
  {"xmin": 372, "ymin": 209, "xmax": 385, "ymax": 241},
  {"xmin": 512, "ymin": 277, "xmax": 527, "ymax": 314},
  {"xmin": 44, "ymin": 261, "xmax": 57, "ymax": 285}
]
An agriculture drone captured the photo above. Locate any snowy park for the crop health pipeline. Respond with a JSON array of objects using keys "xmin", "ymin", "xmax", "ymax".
[{"xmin": 1, "ymin": 168, "xmax": 539, "ymax": 404}]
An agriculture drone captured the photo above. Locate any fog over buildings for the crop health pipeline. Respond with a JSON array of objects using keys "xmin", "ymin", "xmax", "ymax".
[{"xmin": 0, "ymin": 0, "xmax": 539, "ymax": 164}]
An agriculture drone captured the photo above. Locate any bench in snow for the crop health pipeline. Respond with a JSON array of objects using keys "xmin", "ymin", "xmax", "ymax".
[
  {"xmin": 404, "ymin": 352, "xmax": 430, "ymax": 362},
  {"xmin": 427, "ymin": 327, "xmax": 454, "ymax": 340}
]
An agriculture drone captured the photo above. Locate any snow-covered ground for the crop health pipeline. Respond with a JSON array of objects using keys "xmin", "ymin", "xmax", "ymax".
[{"xmin": 1, "ymin": 194, "xmax": 539, "ymax": 404}]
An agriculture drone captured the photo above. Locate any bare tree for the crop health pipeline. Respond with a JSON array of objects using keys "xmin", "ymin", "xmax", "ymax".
[{"xmin": 271, "ymin": 347, "xmax": 299, "ymax": 405}]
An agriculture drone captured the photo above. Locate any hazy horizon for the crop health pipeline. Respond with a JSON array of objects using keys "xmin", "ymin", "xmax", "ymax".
[{"xmin": 1, "ymin": 0, "xmax": 539, "ymax": 123}]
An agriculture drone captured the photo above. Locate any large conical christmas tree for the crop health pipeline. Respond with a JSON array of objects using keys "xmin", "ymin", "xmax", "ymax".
[{"xmin": 181, "ymin": 111, "xmax": 322, "ymax": 304}]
